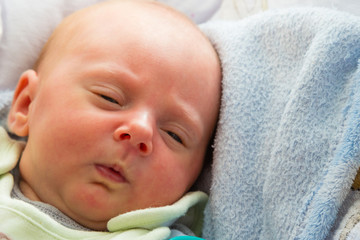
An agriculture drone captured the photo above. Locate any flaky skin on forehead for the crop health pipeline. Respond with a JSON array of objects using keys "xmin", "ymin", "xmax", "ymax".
[{"xmin": 33, "ymin": 0, "xmax": 218, "ymax": 75}]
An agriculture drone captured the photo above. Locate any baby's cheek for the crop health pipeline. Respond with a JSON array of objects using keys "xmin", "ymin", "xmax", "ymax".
[{"xmin": 160, "ymin": 164, "xmax": 190, "ymax": 195}]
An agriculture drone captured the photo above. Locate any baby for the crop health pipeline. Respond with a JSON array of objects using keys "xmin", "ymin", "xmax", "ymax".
[{"xmin": 0, "ymin": 0, "xmax": 221, "ymax": 239}]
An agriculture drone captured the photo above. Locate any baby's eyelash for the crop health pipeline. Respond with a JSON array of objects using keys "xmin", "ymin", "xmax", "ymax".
[
  {"xmin": 100, "ymin": 94, "xmax": 119, "ymax": 105},
  {"xmin": 167, "ymin": 131, "xmax": 183, "ymax": 144}
]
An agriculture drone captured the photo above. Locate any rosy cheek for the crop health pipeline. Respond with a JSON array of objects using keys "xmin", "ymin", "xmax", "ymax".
[{"xmin": 159, "ymin": 164, "xmax": 190, "ymax": 194}]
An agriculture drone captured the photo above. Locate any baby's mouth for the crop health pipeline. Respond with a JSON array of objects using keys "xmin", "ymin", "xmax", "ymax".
[{"xmin": 95, "ymin": 164, "xmax": 127, "ymax": 183}]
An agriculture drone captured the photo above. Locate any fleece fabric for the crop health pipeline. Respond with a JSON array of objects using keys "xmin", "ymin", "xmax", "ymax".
[{"xmin": 200, "ymin": 8, "xmax": 360, "ymax": 240}]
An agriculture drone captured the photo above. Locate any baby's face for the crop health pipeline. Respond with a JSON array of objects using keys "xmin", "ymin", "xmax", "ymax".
[{"xmin": 10, "ymin": 1, "xmax": 221, "ymax": 231}]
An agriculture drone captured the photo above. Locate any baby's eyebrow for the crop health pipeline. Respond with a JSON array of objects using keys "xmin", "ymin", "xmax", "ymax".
[
  {"xmin": 86, "ymin": 64, "xmax": 137, "ymax": 84},
  {"xmin": 171, "ymin": 101, "xmax": 203, "ymax": 145}
]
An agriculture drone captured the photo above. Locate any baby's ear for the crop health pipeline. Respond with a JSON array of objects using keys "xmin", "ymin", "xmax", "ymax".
[{"xmin": 7, "ymin": 70, "xmax": 39, "ymax": 137}]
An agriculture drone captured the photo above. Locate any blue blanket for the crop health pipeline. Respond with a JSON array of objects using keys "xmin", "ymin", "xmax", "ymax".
[{"xmin": 200, "ymin": 8, "xmax": 360, "ymax": 240}]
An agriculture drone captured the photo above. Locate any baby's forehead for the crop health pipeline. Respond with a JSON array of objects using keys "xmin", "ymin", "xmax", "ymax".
[
  {"xmin": 38, "ymin": 0, "xmax": 220, "ymax": 100},
  {"xmin": 46, "ymin": 1, "xmax": 201, "ymax": 51},
  {"xmin": 40, "ymin": 0, "xmax": 214, "ymax": 72},
  {"xmin": 65, "ymin": 0, "xmax": 195, "ymax": 31}
]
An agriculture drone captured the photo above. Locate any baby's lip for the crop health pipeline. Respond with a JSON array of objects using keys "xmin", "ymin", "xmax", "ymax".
[{"xmin": 95, "ymin": 164, "xmax": 128, "ymax": 183}]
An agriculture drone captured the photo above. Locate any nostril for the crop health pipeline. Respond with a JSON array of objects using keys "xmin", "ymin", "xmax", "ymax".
[
  {"xmin": 139, "ymin": 143, "xmax": 147, "ymax": 152},
  {"xmin": 120, "ymin": 133, "xmax": 130, "ymax": 140},
  {"xmin": 114, "ymin": 129, "xmax": 152, "ymax": 155}
]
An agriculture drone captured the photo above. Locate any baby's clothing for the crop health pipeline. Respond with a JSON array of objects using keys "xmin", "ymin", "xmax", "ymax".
[{"xmin": 0, "ymin": 127, "xmax": 207, "ymax": 239}]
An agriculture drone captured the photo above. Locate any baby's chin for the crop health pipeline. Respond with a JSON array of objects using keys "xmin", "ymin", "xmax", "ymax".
[
  {"xmin": 60, "ymin": 203, "xmax": 113, "ymax": 231},
  {"xmin": 50, "ymin": 204, "xmax": 102, "ymax": 230},
  {"xmin": 54, "ymin": 185, "xmax": 124, "ymax": 231},
  {"xmin": 74, "ymin": 216, "xmax": 108, "ymax": 231}
]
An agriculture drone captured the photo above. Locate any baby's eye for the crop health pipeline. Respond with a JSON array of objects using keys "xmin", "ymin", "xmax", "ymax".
[
  {"xmin": 100, "ymin": 94, "xmax": 119, "ymax": 105},
  {"xmin": 167, "ymin": 131, "xmax": 183, "ymax": 144}
]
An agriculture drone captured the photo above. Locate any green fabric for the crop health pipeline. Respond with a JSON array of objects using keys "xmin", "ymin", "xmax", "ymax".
[{"xmin": 0, "ymin": 127, "xmax": 208, "ymax": 240}]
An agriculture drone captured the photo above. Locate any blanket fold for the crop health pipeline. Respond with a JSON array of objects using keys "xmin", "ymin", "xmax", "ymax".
[{"xmin": 201, "ymin": 8, "xmax": 360, "ymax": 240}]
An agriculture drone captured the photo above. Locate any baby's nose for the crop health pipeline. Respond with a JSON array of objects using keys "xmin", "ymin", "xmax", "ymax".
[{"xmin": 113, "ymin": 114, "xmax": 153, "ymax": 156}]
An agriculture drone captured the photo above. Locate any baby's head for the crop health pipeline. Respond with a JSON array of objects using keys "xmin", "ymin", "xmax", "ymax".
[{"xmin": 7, "ymin": 0, "xmax": 221, "ymax": 230}]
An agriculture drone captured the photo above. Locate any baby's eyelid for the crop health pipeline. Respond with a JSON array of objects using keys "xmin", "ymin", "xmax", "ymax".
[
  {"xmin": 92, "ymin": 86, "xmax": 125, "ymax": 106},
  {"xmin": 162, "ymin": 124, "xmax": 192, "ymax": 147},
  {"xmin": 100, "ymin": 94, "xmax": 119, "ymax": 105},
  {"xmin": 167, "ymin": 131, "xmax": 183, "ymax": 144}
]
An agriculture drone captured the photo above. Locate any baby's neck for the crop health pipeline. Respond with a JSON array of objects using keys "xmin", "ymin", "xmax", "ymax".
[{"xmin": 19, "ymin": 178, "xmax": 42, "ymax": 202}]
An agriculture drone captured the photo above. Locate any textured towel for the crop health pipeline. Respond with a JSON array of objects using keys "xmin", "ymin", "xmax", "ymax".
[
  {"xmin": 0, "ymin": 90, "xmax": 12, "ymax": 129},
  {"xmin": 200, "ymin": 8, "xmax": 360, "ymax": 240}
]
